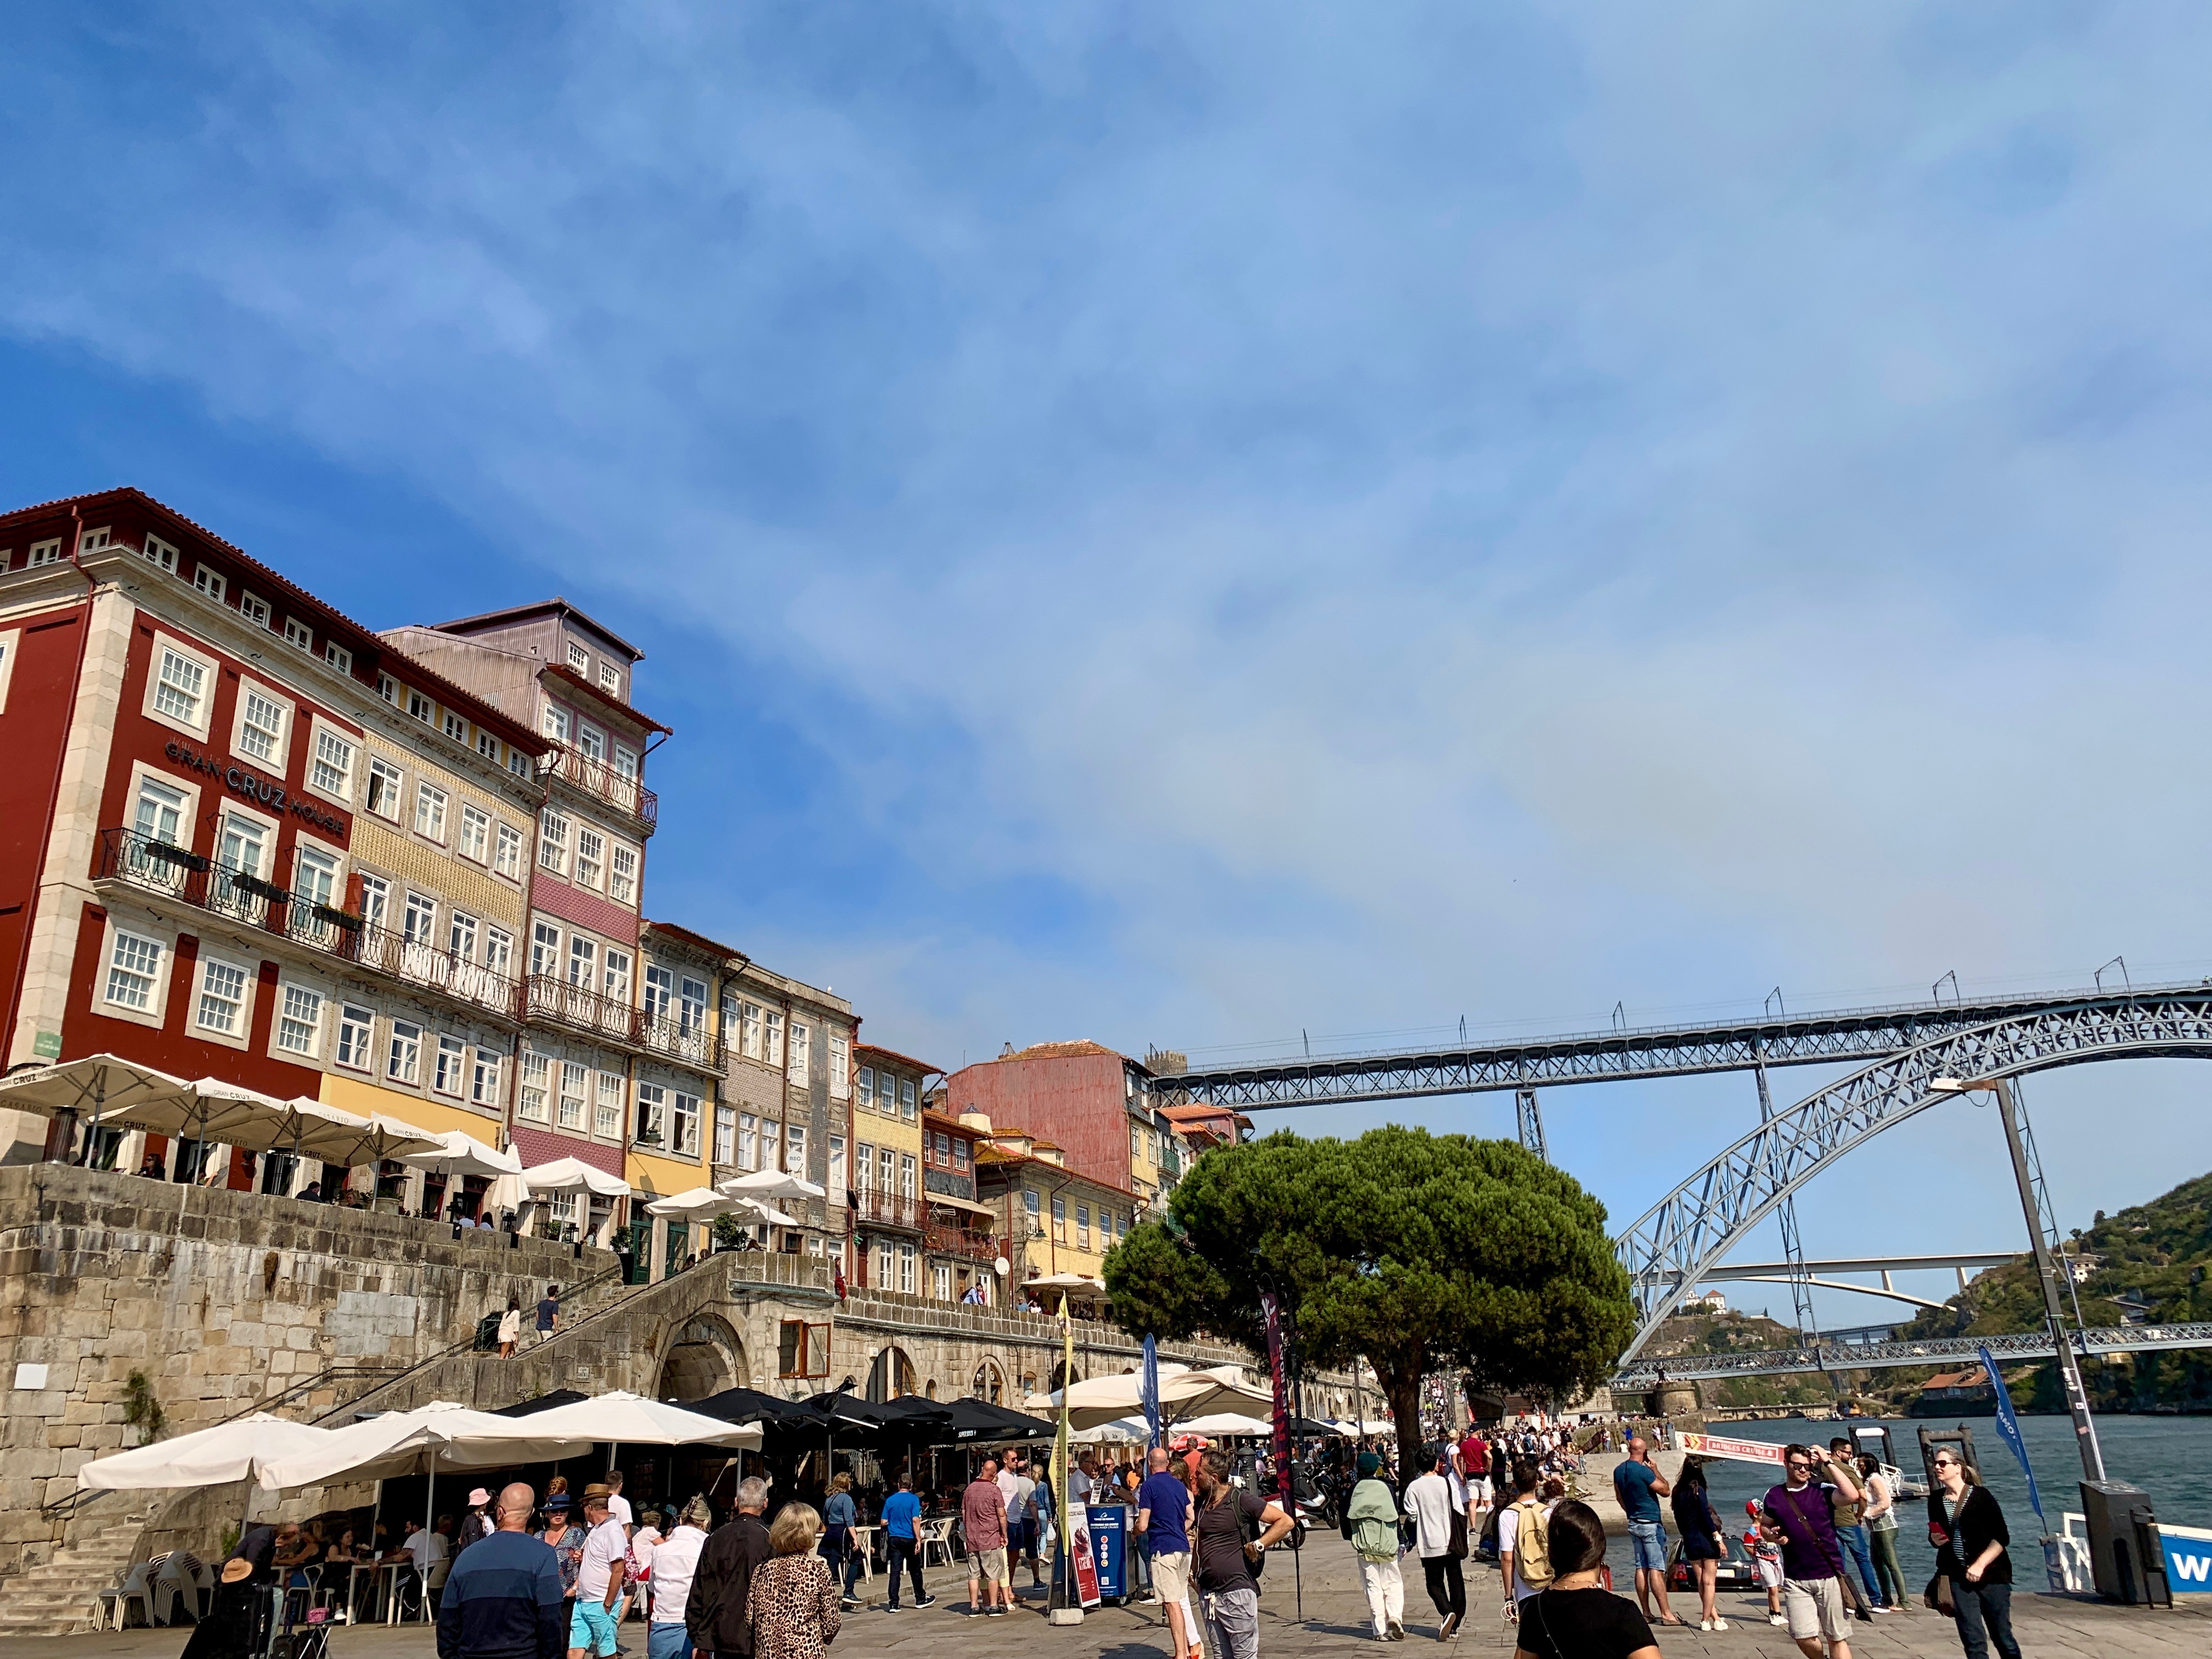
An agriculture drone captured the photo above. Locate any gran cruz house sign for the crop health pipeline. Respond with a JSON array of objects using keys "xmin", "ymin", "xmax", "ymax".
[{"xmin": 163, "ymin": 740, "xmax": 348, "ymax": 836}]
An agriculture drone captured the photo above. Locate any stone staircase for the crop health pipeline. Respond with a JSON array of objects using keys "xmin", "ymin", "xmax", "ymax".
[{"xmin": 0, "ymin": 1507, "xmax": 153, "ymax": 1637}]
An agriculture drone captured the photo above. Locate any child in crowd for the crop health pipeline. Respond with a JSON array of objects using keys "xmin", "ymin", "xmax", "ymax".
[{"xmin": 1742, "ymin": 1500, "xmax": 1784, "ymax": 1627}]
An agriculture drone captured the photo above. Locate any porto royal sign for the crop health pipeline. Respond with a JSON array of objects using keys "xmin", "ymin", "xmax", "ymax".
[{"xmin": 163, "ymin": 741, "xmax": 348, "ymax": 836}]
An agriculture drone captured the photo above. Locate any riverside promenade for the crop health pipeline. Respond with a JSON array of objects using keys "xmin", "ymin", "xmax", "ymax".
[{"xmin": 10, "ymin": 1533, "xmax": 2206, "ymax": 1659}]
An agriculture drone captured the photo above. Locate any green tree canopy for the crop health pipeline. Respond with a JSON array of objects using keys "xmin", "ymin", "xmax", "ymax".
[{"xmin": 1103, "ymin": 1126, "xmax": 1634, "ymax": 1448}]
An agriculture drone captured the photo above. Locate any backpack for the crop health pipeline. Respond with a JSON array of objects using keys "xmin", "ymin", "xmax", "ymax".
[
  {"xmin": 1508, "ymin": 1498, "xmax": 1553, "ymax": 1589},
  {"xmin": 1350, "ymin": 1483, "xmax": 1398, "ymax": 1562}
]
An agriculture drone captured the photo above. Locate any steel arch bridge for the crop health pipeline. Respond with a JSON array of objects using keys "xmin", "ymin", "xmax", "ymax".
[{"xmin": 1613, "ymin": 988, "xmax": 2212, "ymax": 1364}]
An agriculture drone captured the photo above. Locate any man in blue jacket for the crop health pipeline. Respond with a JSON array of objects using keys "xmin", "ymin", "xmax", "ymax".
[{"xmin": 437, "ymin": 1482, "xmax": 566, "ymax": 1659}]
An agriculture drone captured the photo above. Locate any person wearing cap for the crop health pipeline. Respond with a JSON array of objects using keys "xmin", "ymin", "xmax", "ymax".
[
  {"xmin": 439, "ymin": 1482, "xmax": 565, "ymax": 1659},
  {"xmin": 570, "ymin": 1487, "xmax": 629, "ymax": 1659}
]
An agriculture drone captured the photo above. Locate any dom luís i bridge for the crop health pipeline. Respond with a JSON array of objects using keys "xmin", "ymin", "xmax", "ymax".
[{"xmin": 1150, "ymin": 969, "xmax": 2212, "ymax": 1393}]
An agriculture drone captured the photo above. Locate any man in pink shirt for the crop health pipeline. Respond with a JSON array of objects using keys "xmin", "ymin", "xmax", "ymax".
[{"xmin": 962, "ymin": 1458, "xmax": 1012, "ymax": 1616}]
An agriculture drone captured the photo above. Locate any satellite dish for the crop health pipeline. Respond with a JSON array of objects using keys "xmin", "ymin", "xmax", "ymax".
[{"xmin": 994, "ymin": 1256, "xmax": 1011, "ymax": 1277}]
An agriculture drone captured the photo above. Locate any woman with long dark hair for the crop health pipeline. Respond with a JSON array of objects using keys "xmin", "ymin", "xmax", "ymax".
[
  {"xmin": 1858, "ymin": 1454, "xmax": 1906, "ymax": 1611},
  {"xmin": 1671, "ymin": 1458, "xmax": 1727, "ymax": 1631},
  {"xmin": 1928, "ymin": 1449, "xmax": 2019, "ymax": 1659},
  {"xmin": 1512, "ymin": 1500, "xmax": 1659, "ymax": 1659}
]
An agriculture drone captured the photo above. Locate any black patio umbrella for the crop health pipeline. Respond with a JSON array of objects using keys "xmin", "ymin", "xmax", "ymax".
[
  {"xmin": 928, "ymin": 1396, "xmax": 1056, "ymax": 1443},
  {"xmin": 494, "ymin": 1389, "xmax": 592, "ymax": 1418},
  {"xmin": 690, "ymin": 1386, "xmax": 822, "ymax": 1430}
]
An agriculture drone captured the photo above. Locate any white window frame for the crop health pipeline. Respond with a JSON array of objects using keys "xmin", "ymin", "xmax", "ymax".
[
  {"xmin": 574, "ymin": 826, "xmax": 604, "ymax": 890},
  {"xmin": 365, "ymin": 756, "xmax": 405, "ymax": 821},
  {"xmin": 539, "ymin": 810, "xmax": 570, "ymax": 876},
  {"xmin": 494, "ymin": 822, "xmax": 524, "ymax": 880},
  {"xmin": 543, "ymin": 703, "xmax": 572, "ymax": 744},
  {"xmin": 27, "ymin": 537, "xmax": 64, "ymax": 567},
  {"xmin": 448, "ymin": 910, "xmax": 479, "ymax": 961},
  {"xmin": 765, "ymin": 1009, "xmax": 784, "ymax": 1068},
  {"xmin": 828, "ymin": 1134, "xmax": 845, "ymax": 1192},
  {"xmin": 635, "ymin": 1081, "xmax": 667, "ymax": 1146},
  {"xmin": 387, "ymin": 1019, "xmax": 424, "ymax": 1085},
  {"xmin": 558, "ymin": 1059, "xmax": 588, "ymax": 1129},
  {"xmin": 714, "ymin": 1105, "xmax": 735, "ymax": 1165},
  {"xmin": 194, "ymin": 953, "xmax": 253, "ymax": 1045},
  {"xmin": 143, "ymin": 533, "xmax": 179, "ymax": 574},
  {"xmin": 408, "ymin": 689, "xmax": 434, "ymax": 724},
  {"xmin": 566, "ymin": 640, "xmax": 590, "ymax": 673},
  {"xmin": 531, "ymin": 921, "xmax": 562, "ymax": 978},
  {"xmin": 738, "ymin": 1112, "xmax": 758, "ymax": 1171},
  {"xmin": 457, "ymin": 803, "xmax": 490, "ymax": 864},
  {"xmin": 789, "ymin": 1024, "xmax": 810, "ymax": 1088},
  {"xmin": 518, "ymin": 1049, "xmax": 551, "ymax": 1121},
  {"xmin": 413, "ymin": 781, "xmax": 449, "ymax": 843},
  {"xmin": 78, "ymin": 526, "xmax": 114, "ymax": 555},
  {"xmin": 192, "ymin": 565, "xmax": 227, "ymax": 602},
  {"xmin": 484, "ymin": 925, "xmax": 514, "ymax": 979},
  {"xmin": 433, "ymin": 1034, "xmax": 467, "ymax": 1098},
  {"xmin": 335, "ymin": 1004, "xmax": 376, "ymax": 1071},
  {"xmin": 143, "ymin": 631, "xmax": 216, "ymax": 740},
  {"xmin": 97, "ymin": 919, "xmax": 171, "ymax": 1026},
  {"xmin": 402, "ymin": 890, "xmax": 439, "ymax": 947},
  {"xmin": 785, "ymin": 1122, "xmax": 807, "ymax": 1176},
  {"xmin": 597, "ymin": 662, "xmax": 622, "ymax": 697},
  {"xmin": 282, "ymin": 616, "xmax": 313, "ymax": 653},
  {"xmin": 739, "ymin": 1001, "xmax": 763, "ymax": 1060},
  {"xmin": 306, "ymin": 718, "xmax": 357, "ymax": 804},
  {"xmin": 442, "ymin": 709, "xmax": 467, "ymax": 743},
  {"xmin": 609, "ymin": 842, "xmax": 638, "ymax": 906},
  {"xmin": 240, "ymin": 591, "xmax": 273, "ymax": 629},
  {"xmin": 230, "ymin": 678, "xmax": 294, "ymax": 769},
  {"xmin": 471, "ymin": 1049, "xmax": 504, "ymax": 1108},
  {"xmin": 830, "ymin": 1032, "xmax": 849, "ymax": 1098},
  {"xmin": 476, "ymin": 727, "xmax": 498, "ymax": 760},
  {"xmin": 673, "ymin": 1091, "xmax": 700, "ymax": 1156},
  {"xmin": 594, "ymin": 1071, "xmax": 624, "ymax": 1139},
  {"xmin": 324, "ymin": 641, "xmax": 353, "ymax": 675},
  {"xmin": 274, "ymin": 980, "xmax": 325, "ymax": 1058}
]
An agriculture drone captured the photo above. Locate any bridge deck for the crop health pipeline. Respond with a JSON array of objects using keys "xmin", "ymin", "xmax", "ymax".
[
  {"xmin": 1159, "ymin": 978, "xmax": 2198, "ymax": 1107},
  {"xmin": 1612, "ymin": 1322, "xmax": 2212, "ymax": 1386}
]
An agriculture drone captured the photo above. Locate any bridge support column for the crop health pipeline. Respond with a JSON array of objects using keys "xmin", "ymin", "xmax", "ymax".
[{"xmin": 1515, "ymin": 1088, "xmax": 1548, "ymax": 1162}]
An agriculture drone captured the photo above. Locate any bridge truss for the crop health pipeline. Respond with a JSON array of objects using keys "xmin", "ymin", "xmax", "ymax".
[
  {"xmin": 1155, "ymin": 979, "xmax": 2204, "ymax": 1109},
  {"xmin": 1611, "ymin": 1322, "xmax": 2212, "ymax": 1388},
  {"xmin": 1612, "ymin": 988, "xmax": 2212, "ymax": 1364}
]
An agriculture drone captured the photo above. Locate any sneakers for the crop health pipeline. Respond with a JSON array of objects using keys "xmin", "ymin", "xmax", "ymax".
[
  {"xmin": 1699, "ymin": 1620, "xmax": 1714, "ymax": 1632},
  {"xmin": 1437, "ymin": 1612, "xmax": 1460, "ymax": 1641},
  {"xmin": 1386, "ymin": 1620, "xmax": 1406, "ymax": 1641},
  {"xmin": 840, "ymin": 1598, "xmax": 862, "ymax": 1611},
  {"xmin": 1711, "ymin": 1618, "xmax": 1729, "ymax": 1632},
  {"xmin": 988, "ymin": 1605, "xmax": 1008, "ymax": 1617},
  {"xmin": 885, "ymin": 1604, "xmax": 904, "ymax": 1613},
  {"xmin": 915, "ymin": 1595, "xmax": 938, "ymax": 1609},
  {"xmin": 1769, "ymin": 1612, "xmax": 1788, "ymax": 1627}
]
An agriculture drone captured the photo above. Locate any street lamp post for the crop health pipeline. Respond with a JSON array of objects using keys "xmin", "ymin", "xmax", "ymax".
[{"xmin": 1932, "ymin": 1075, "xmax": 2106, "ymax": 1482}]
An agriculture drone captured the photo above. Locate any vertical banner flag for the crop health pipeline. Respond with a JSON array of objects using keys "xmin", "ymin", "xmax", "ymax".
[
  {"xmin": 1978, "ymin": 1345, "xmax": 2047, "ymax": 1532},
  {"xmin": 1054, "ymin": 1294, "xmax": 1076, "ymax": 1561},
  {"xmin": 1261, "ymin": 1290, "xmax": 1293, "ymax": 1508},
  {"xmin": 1141, "ymin": 1334, "xmax": 1162, "ymax": 1451}
]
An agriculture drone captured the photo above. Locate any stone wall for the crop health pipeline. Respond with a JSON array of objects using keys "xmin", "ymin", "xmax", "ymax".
[{"xmin": 0, "ymin": 1163, "xmax": 612, "ymax": 1580}]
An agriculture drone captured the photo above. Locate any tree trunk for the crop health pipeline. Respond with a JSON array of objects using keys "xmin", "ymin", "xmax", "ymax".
[{"xmin": 1384, "ymin": 1359, "xmax": 1426, "ymax": 1465}]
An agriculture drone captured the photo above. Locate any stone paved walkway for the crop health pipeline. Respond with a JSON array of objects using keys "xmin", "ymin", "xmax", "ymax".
[{"xmin": 10, "ymin": 1536, "xmax": 2207, "ymax": 1659}]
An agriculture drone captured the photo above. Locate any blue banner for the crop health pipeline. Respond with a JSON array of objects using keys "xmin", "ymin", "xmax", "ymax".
[
  {"xmin": 1978, "ymin": 1344, "xmax": 2047, "ymax": 1532},
  {"xmin": 1141, "ymin": 1333, "xmax": 1161, "ymax": 1449}
]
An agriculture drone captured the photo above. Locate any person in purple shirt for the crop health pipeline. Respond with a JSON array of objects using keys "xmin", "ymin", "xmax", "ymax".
[{"xmin": 1760, "ymin": 1444, "xmax": 1863, "ymax": 1659}]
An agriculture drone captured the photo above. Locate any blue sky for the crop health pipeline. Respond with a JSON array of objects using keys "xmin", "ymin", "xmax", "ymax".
[{"xmin": 8, "ymin": 4, "xmax": 2212, "ymax": 1324}]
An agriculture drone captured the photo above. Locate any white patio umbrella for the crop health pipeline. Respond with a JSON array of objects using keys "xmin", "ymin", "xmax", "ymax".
[
  {"xmin": 77, "ymin": 1412, "xmax": 336, "ymax": 1492},
  {"xmin": 1173, "ymin": 1412, "xmax": 1274, "ymax": 1438},
  {"xmin": 1069, "ymin": 1415, "xmax": 1149, "ymax": 1444},
  {"xmin": 399, "ymin": 1130, "xmax": 526, "ymax": 1182},
  {"xmin": 0, "ymin": 1054, "xmax": 194, "ymax": 1161},
  {"xmin": 521, "ymin": 1158, "xmax": 630, "ymax": 1198},
  {"xmin": 715, "ymin": 1168, "xmax": 825, "ymax": 1204},
  {"xmin": 510, "ymin": 1390, "xmax": 762, "ymax": 1470},
  {"xmin": 644, "ymin": 1187, "xmax": 741, "ymax": 1218},
  {"xmin": 277, "ymin": 1101, "xmax": 445, "ymax": 1169},
  {"xmin": 255, "ymin": 1400, "xmax": 596, "ymax": 1490},
  {"xmin": 732, "ymin": 1197, "xmax": 800, "ymax": 1228},
  {"xmin": 1029, "ymin": 1361, "xmax": 1274, "ymax": 1430}
]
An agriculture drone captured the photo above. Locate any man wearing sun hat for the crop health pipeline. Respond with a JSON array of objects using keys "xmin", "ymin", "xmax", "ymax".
[{"xmin": 569, "ymin": 1485, "xmax": 629, "ymax": 1659}]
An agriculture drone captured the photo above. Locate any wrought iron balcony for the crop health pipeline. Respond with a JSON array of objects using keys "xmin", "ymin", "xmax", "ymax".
[
  {"xmin": 851, "ymin": 1189, "xmax": 926, "ymax": 1232},
  {"xmin": 923, "ymin": 1219, "xmax": 998, "ymax": 1262},
  {"xmin": 526, "ymin": 973, "xmax": 642, "ymax": 1043},
  {"xmin": 97, "ymin": 827, "xmax": 518, "ymax": 1019},
  {"xmin": 545, "ymin": 744, "xmax": 658, "ymax": 827},
  {"xmin": 640, "ymin": 1012, "xmax": 724, "ymax": 1070}
]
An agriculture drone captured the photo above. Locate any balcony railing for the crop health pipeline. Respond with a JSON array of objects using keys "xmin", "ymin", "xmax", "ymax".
[
  {"xmin": 98, "ymin": 828, "xmax": 518, "ymax": 1019},
  {"xmin": 852, "ymin": 1189, "xmax": 926, "ymax": 1232},
  {"xmin": 924, "ymin": 1220, "xmax": 998, "ymax": 1262},
  {"xmin": 546, "ymin": 745, "xmax": 658, "ymax": 826},
  {"xmin": 527, "ymin": 973, "xmax": 644, "ymax": 1043},
  {"xmin": 640, "ymin": 1012, "xmax": 723, "ymax": 1070}
]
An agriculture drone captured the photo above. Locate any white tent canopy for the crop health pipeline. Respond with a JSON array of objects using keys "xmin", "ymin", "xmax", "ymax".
[
  {"xmin": 0, "ymin": 1054, "xmax": 191, "ymax": 1124},
  {"xmin": 1026, "ymin": 1362, "xmax": 1273, "ymax": 1430},
  {"xmin": 521, "ymin": 1158, "xmax": 630, "ymax": 1199},
  {"xmin": 255, "ymin": 1400, "xmax": 595, "ymax": 1490},
  {"xmin": 716, "ymin": 1169, "xmax": 825, "ymax": 1204},
  {"xmin": 77, "ymin": 1412, "xmax": 336, "ymax": 1492},
  {"xmin": 400, "ymin": 1130, "xmax": 526, "ymax": 1183},
  {"xmin": 511, "ymin": 1390, "xmax": 761, "ymax": 1450},
  {"xmin": 272, "ymin": 1101, "xmax": 445, "ymax": 1167},
  {"xmin": 646, "ymin": 1187, "xmax": 740, "ymax": 1218}
]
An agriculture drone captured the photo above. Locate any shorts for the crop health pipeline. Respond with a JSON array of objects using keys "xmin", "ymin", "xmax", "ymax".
[
  {"xmin": 571, "ymin": 1599, "xmax": 620, "ymax": 1656},
  {"xmin": 1627, "ymin": 1520, "xmax": 1667, "ymax": 1573},
  {"xmin": 972, "ymin": 1547, "xmax": 1008, "ymax": 1583},
  {"xmin": 1152, "ymin": 1551, "xmax": 1192, "ymax": 1602},
  {"xmin": 1468, "ymin": 1477, "xmax": 1491, "ymax": 1503},
  {"xmin": 1756, "ymin": 1556, "xmax": 1785, "ymax": 1590},
  {"xmin": 1783, "ymin": 1576, "xmax": 1848, "ymax": 1643}
]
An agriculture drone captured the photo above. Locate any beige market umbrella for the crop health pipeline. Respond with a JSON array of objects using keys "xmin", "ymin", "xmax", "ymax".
[
  {"xmin": 1029, "ymin": 1361, "xmax": 1274, "ymax": 1430},
  {"xmin": 645, "ymin": 1186, "xmax": 742, "ymax": 1218},
  {"xmin": 77, "ymin": 1412, "xmax": 336, "ymax": 1492},
  {"xmin": 715, "ymin": 1168, "xmax": 825, "ymax": 1204},
  {"xmin": 0, "ymin": 1054, "xmax": 194, "ymax": 1160},
  {"xmin": 521, "ymin": 1158, "xmax": 630, "ymax": 1199},
  {"xmin": 399, "ymin": 1129, "xmax": 525, "ymax": 1182},
  {"xmin": 275, "ymin": 1100, "xmax": 445, "ymax": 1167}
]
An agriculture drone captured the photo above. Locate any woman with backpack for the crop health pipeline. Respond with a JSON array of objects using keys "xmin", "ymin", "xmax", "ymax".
[
  {"xmin": 1347, "ymin": 1452, "xmax": 1406, "ymax": 1641},
  {"xmin": 1513, "ymin": 1501, "xmax": 1660, "ymax": 1659}
]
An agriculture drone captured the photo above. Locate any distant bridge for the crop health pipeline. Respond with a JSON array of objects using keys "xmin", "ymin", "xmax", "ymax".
[
  {"xmin": 1156, "ymin": 977, "xmax": 2201, "ymax": 1110},
  {"xmin": 1610, "ymin": 1322, "xmax": 2212, "ymax": 1388}
]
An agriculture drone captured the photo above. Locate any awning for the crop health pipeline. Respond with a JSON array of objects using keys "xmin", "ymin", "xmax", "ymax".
[{"xmin": 927, "ymin": 1194, "xmax": 998, "ymax": 1218}]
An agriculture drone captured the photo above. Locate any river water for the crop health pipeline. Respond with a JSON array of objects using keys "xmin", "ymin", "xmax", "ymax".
[{"xmin": 1597, "ymin": 1413, "xmax": 2212, "ymax": 1599}]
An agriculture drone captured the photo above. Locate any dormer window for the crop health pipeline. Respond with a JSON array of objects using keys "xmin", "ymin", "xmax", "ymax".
[
  {"xmin": 194, "ymin": 566, "xmax": 227, "ymax": 601},
  {"xmin": 408, "ymin": 690, "xmax": 433, "ymax": 723},
  {"xmin": 566, "ymin": 640, "xmax": 589, "ymax": 673},
  {"xmin": 283, "ymin": 617, "xmax": 313, "ymax": 652},
  {"xmin": 597, "ymin": 662, "xmax": 622, "ymax": 697},
  {"xmin": 143, "ymin": 534, "xmax": 179, "ymax": 574},
  {"xmin": 240, "ymin": 591, "xmax": 273, "ymax": 629},
  {"xmin": 324, "ymin": 641, "xmax": 353, "ymax": 674},
  {"xmin": 79, "ymin": 526, "xmax": 114, "ymax": 554}
]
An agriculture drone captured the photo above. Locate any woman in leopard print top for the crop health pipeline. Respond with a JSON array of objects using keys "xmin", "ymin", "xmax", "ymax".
[{"xmin": 748, "ymin": 1503, "xmax": 842, "ymax": 1659}]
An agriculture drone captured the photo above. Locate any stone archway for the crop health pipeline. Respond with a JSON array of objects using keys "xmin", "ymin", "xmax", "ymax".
[
  {"xmin": 658, "ymin": 1312, "xmax": 749, "ymax": 1401},
  {"xmin": 866, "ymin": 1346, "xmax": 916, "ymax": 1403}
]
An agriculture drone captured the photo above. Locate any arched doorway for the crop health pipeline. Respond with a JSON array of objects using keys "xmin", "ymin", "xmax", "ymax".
[
  {"xmin": 924, "ymin": 1379, "xmax": 939, "ymax": 1400},
  {"xmin": 866, "ymin": 1346, "xmax": 916, "ymax": 1403},
  {"xmin": 1049, "ymin": 1359, "xmax": 1083, "ymax": 1392},
  {"xmin": 970, "ymin": 1359, "xmax": 1005, "ymax": 1405},
  {"xmin": 657, "ymin": 1313, "xmax": 748, "ymax": 1401}
]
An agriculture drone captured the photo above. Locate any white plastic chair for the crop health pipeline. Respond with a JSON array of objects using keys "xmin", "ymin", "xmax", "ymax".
[
  {"xmin": 846, "ymin": 1525, "xmax": 877, "ymax": 1590},
  {"xmin": 98, "ymin": 1563, "xmax": 154, "ymax": 1629},
  {"xmin": 918, "ymin": 1517, "xmax": 956, "ymax": 1571},
  {"xmin": 151, "ymin": 1556, "xmax": 199, "ymax": 1626}
]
